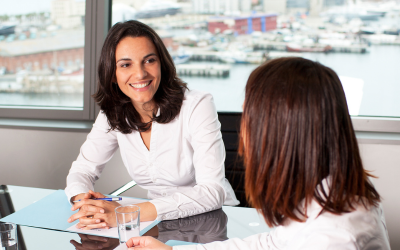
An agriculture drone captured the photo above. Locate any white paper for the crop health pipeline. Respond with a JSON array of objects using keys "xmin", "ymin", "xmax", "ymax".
[
  {"xmin": 66, "ymin": 197, "xmax": 156, "ymax": 238},
  {"xmin": 339, "ymin": 75, "xmax": 364, "ymax": 116}
]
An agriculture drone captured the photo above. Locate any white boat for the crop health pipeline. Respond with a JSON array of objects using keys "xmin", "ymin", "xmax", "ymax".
[
  {"xmin": 219, "ymin": 51, "xmax": 266, "ymax": 64},
  {"xmin": 321, "ymin": 4, "xmax": 381, "ymax": 22},
  {"xmin": 172, "ymin": 54, "xmax": 190, "ymax": 65},
  {"xmin": 136, "ymin": 0, "xmax": 181, "ymax": 19}
]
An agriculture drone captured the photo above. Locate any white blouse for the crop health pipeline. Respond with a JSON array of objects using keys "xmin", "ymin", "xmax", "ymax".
[
  {"xmin": 175, "ymin": 180, "xmax": 391, "ymax": 250},
  {"xmin": 65, "ymin": 89, "xmax": 239, "ymax": 221}
]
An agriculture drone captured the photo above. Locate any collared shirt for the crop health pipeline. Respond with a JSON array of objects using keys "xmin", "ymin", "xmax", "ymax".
[
  {"xmin": 65, "ymin": 89, "xmax": 239, "ymax": 221},
  {"xmin": 175, "ymin": 181, "xmax": 391, "ymax": 250}
]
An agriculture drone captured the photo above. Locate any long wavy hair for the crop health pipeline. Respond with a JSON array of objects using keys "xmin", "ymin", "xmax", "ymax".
[
  {"xmin": 93, "ymin": 20, "xmax": 187, "ymax": 133},
  {"xmin": 239, "ymin": 57, "xmax": 380, "ymax": 227}
]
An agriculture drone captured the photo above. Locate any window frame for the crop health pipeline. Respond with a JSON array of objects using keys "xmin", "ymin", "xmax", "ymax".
[
  {"xmin": 0, "ymin": 0, "xmax": 111, "ymax": 121},
  {"xmin": 0, "ymin": 0, "xmax": 399, "ymax": 140}
]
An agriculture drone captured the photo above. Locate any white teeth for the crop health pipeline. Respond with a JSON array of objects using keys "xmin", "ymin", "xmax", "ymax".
[{"xmin": 129, "ymin": 81, "xmax": 151, "ymax": 89}]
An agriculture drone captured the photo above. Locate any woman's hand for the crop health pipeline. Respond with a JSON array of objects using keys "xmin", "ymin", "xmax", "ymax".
[
  {"xmin": 68, "ymin": 190, "xmax": 120, "ymax": 229},
  {"xmin": 126, "ymin": 236, "xmax": 172, "ymax": 250},
  {"xmin": 71, "ymin": 192, "xmax": 92, "ymax": 203},
  {"xmin": 70, "ymin": 234, "xmax": 120, "ymax": 250},
  {"xmin": 68, "ymin": 191, "xmax": 158, "ymax": 230}
]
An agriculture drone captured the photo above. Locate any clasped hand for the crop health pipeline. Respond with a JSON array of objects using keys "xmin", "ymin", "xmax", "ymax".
[{"xmin": 67, "ymin": 190, "xmax": 120, "ymax": 230}]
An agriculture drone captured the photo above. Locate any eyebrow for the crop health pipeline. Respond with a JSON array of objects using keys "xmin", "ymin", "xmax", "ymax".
[{"xmin": 116, "ymin": 53, "xmax": 157, "ymax": 63}]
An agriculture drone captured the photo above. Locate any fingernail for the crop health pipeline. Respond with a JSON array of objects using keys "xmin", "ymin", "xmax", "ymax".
[
  {"xmin": 102, "ymin": 223, "xmax": 106, "ymax": 227},
  {"xmin": 100, "ymin": 209, "xmax": 105, "ymax": 213},
  {"xmin": 96, "ymin": 219, "xmax": 100, "ymax": 223},
  {"xmin": 67, "ymin": 219, "xmax": 71, "ymax": 222}
]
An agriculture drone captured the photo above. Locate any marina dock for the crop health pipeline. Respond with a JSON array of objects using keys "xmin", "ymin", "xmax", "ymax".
[{"xmin": 176, "ymin": 64, "xmax": 230, "ymax": 77}]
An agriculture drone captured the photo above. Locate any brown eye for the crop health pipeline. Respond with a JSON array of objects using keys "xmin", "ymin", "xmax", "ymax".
[{"xmin": 145, "ymin": 58, "xmax": 156, "ymax": 64}]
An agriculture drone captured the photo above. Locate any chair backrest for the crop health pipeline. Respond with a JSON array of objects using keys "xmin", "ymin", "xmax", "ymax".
[{"xmin": 218, "ymin": 112, "xmax": 250, "ymax": 207}]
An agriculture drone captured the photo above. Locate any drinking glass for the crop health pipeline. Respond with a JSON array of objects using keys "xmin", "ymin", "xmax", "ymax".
[
  {"xmin": 0, "ymin": 222, "xmax": 17, "ymax": 250},
  {"xmin": 115, "ymin": 205, "xmax": 140, "ymax": 243}
]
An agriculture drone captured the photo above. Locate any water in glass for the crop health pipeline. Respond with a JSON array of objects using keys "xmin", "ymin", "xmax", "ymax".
[{"xmin": 118, "ymin": 223, "xmax": 140, "ymax": 243}]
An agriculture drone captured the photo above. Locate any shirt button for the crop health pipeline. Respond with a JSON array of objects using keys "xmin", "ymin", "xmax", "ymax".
[{"xmin": 162, "ymin": 192, "xmax": 167, "ymax": 196}]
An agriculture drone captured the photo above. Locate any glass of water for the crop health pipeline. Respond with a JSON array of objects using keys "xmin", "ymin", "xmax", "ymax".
[
  {"xmin": 0, "ymin": 222, "xmax": 17, "ymax": 250},
  {"xmin": 115, "ymin": 205, "xmax": 140, "ymax": 243}
]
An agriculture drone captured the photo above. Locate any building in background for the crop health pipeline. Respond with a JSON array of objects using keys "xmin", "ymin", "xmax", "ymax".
[
  {"xmin": 0, "ymin": 30, "xmax": 84, "ymax": 74},
  {"xmin": 192, "ymin": 0, "xmax": 252, "ymax": 15},
  {"xmin": 207, "ymin": 13, "xmax": 277, "ymax": 34},
  {"xmin": 51, "ymin": 0, "xmax": 85, "ymax": 29},
  {"xmin": 263, "ymin": 0, "xmax": 345, "ymax": 15},
  {"xmin": 263, "ymin": 0, "xmax": 287, "ymax": 14}
]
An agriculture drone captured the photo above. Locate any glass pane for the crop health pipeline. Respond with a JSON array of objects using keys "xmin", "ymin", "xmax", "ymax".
[
  {"xmin": 111, "ymin": 0, "xmax": 400, "ymax": 117},
  {"xmin": 0, "ymin": 0, "xmax": 86, "ymax": 110}
]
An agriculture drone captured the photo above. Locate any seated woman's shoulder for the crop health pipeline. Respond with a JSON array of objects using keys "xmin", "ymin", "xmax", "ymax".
[
  {"xmin": 314, "ymin": 203, "xmax": 389, "ymax": 249},
  {"xmin": 184, "ymin": 88, "xmax": 213, "ymax": 100},
  {"xmin": 182, "ymin": 89, "xmax": 215, "ymax": 109}
]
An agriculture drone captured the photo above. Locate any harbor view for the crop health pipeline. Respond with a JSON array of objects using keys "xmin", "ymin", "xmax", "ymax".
[{"xmin": 0, "ymin": 0, "xmax": 399, "ymax": 116}]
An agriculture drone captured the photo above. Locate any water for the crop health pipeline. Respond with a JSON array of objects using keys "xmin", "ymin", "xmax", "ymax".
[
  {"xmin": 117, "ymin": 223, "xmax": 140, "ymax": 243},
  {"xmin": 302, "ymin": 45, "xmax": 400, "ymax": 117},
  {"xmin": 185, "ymin": 45, "xmax": 400, "ymax": 117},
  {"xmin": 0, "ymin": 92, "xmax": 83, "ymax": 109},
  {"xmin": 1, "ymin": 239, "xmax": 17, "ymax": 250}
]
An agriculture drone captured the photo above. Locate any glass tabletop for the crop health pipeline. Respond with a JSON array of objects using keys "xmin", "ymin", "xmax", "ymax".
[{"xmin": 0, "ymin": 185, "xmax": 272, "ymax": 249}]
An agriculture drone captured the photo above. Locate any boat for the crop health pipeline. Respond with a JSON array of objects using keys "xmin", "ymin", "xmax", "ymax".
[
  {"xmin": 383, "ymin": 29, "xmax": 400, "ymax": 36},
  {"xmin": 112, "ymin": 3, "xmax": 137, "ymax": 25},
  {"xmin": 286, "ymin": 43, "xmax": 332, "ymax": 53},
  {"xmin": 135, "ymin": 0, "xmax": 181, "ymax": 19},
  {"xmin": 321, "ymin": 5, "xmax": 382, "ymax": 22},
  {"xmin": 172, "ymin": 54, "xmax": 191, "ymax": 64},
  {"xmin": 219, "ymin": 51, "xmax": 266, "ymax": 64},
  {"xmin": 0, "ymin": 24, "xmax": 16, "ymax": 36},
  {"xmin": 366, "ymin": 10, "xmax": 387, "ymax": 17}
]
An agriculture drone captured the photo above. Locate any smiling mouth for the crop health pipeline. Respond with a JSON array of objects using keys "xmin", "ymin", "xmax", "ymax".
[{"xmin": 129, "ymin": 80, "xmax": 151, "ymax": 89}]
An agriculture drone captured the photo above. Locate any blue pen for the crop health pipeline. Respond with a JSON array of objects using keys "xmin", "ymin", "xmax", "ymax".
[{"xmin": 73, "ymin": 197, "xmax": 122, "ymax": 203}]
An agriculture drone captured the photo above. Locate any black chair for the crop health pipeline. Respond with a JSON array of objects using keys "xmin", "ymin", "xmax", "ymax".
[{"xmin": 218, "ymin": 112, "xmax": 249, "ymax": 208}]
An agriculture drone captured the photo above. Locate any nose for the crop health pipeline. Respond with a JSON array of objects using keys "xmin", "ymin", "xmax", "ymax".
[{"xmin": 132, "ymin": 63, "xmax": 147, "ymax": 80}]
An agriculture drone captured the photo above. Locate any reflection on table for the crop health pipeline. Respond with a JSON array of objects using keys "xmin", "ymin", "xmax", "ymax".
[
  {"xmin": 70, "ymin": 234, "xmax": 120, "ymax": 250},
  {"xmin": 0, "ymin": 185, "xmax": 272, "ymax": 249},
  {"xmin": 156, "ymin": 208, "xmax": 228, "ymax": 244}
]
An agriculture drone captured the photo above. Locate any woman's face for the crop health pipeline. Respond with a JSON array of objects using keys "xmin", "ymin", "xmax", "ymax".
[{"xmin": 115, "ymin": 36, "xmax": 161, "ymax": 109}]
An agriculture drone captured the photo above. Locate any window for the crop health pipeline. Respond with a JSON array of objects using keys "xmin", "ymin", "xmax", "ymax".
[
  {"xmin": 1, "ymin": 0, "xmax": 398, "ymax": 128},
  {"xmin": 0, "ymin": 0, "xmax": 110, "ymax": 120},
  {"xmin": 110, "ymin": 0, "xmax": 400, "ymax": 118}
]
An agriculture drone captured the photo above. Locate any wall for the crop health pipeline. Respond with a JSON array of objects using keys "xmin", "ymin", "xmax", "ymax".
[
  {"xmin": 0, "ymin": 127, "xmax": 398, "ymax": 248},
  {"xmin": 0, "ymin": 127, "xmax": 148, "ymax": 198},
  {"xmin": 359, "ymin": 143, "xmax": 400, "ymax": 248}
]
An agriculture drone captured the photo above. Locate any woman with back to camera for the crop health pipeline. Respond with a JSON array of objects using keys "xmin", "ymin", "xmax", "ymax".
[
  {"xmin": 65, "ymin": 20, "xmax": 239, "ymax": 229},
  {"xmin": 126, "ymin": 57, "xmax": 391, "ymax": 249}
]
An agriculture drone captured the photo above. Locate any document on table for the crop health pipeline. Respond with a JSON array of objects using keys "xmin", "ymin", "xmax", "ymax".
[
  {"xmin": 66, "ymin": 197, "xmax": 157, "ymax": 238},
  {"xmin": 166, "ymin": 240, "xmax": 200, "ymax": 246},
  {"xmin": 0, "ymin": 190, "xmax": 159, "ymax": 238}
]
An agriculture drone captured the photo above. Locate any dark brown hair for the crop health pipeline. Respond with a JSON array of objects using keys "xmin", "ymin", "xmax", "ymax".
[
  {"xmin": 239, "ymin": 57, "xmax": 380, "ymax": 227},
  {"xmin": 93, "ymin": 20, "xmax": 187, "ymax": 133}
]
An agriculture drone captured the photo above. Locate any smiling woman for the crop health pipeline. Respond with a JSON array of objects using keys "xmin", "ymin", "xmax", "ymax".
[{"xmin": 65, "ymin": 20, "xmax": 239, "ymax": 230}]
